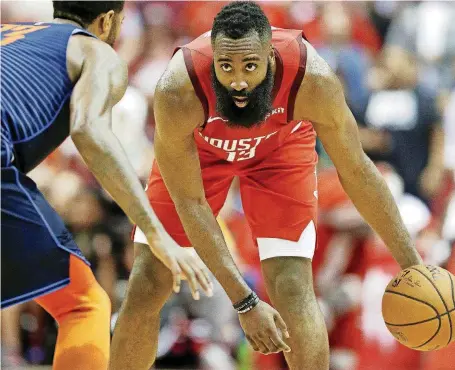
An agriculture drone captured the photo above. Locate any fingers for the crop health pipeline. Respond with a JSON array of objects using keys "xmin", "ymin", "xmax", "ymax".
[
  {"xmin": 179, "ymin": 261, "xmax": 200, "ymax": 300},
  {"xmin": 170, "ymin": 259, "xmax": 182, "ymax": 293},
  {"xmin": 246, "ymin": 335, "xmax": 260, "ymax": 352},
  {"xmin": 274, "ymin": 312, "xmax": 290, "ymax": 339},
  {"xmin": 178, "ymin": 254, "xmax": 213, "ymax": 299},
  {"xmin": 258, "ymin": 334, "xmax": 280, "ymax": 354},
  {"xmin": 248, "ymin": 320, "xmax": 291, "ymax": 355},
  {"xmin": 190, "ymin": 260, "xmax": 213, "ymax": 297},
  {"xmin": 247, "ymin": 335, "xmax": 269, "ymax": 354},
  {"xmin": 269, "ymin": 329, "xmax": 291, "ymax": 353},
  {"xmin": 256, "ymin": 340, "xmax": 271, "ymax": 354}
]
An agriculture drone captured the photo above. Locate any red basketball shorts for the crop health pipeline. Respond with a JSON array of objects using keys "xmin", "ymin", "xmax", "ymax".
[{"xmin": 134, "ymin": 134, "xmax": 318, "ymax": 261}]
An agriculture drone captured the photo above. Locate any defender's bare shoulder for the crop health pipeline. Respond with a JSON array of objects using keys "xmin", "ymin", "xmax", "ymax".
[
  {"xmin": 294, "ymin": 40, "xmax": 347, "ymax": 129},
  {"xmin": 67, "ymin": 35, "xmax": 127, "ymax": 105},
  {"xmin": 154, "ymin": 49, "xmax": 205, "ymax": 139},
  {"xmin": 68, "ymin": 36, "xmax": 127, "ymax": 133}
]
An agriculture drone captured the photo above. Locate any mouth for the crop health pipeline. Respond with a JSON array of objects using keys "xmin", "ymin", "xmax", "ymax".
[{"xmin": 233, "ymin": 96, "xmax": 249, "ymax": 108}]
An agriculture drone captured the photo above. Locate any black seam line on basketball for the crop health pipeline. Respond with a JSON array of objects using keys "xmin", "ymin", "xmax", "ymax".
[
  {"xmin": 410, "ymin": 267, "xmax": 453, "ymax": 346},
  {"xmin": 413, "ymin": 314, "xmax": 442, "ymax": 349},
  {"xmin": 384, "ymin": 290, "xmax": 440, "ymax": 318},
  {"xmin": 384, "ymin": 289, "xmax": 441, "ymax": 348},
  {"xmin": 385, "ymin": 308, "xmax": 455, "ymax": 327}
]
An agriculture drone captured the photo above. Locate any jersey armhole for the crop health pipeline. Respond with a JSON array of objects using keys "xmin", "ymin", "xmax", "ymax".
[
  {"xmin": 180, "ymin": 47, "xmax": 209, "ymax": 122},
  {"xmin": 71, "ymin": 28, "xmax": 96, "ymax": 38},
  {"xmin": 287, "ymin": 34, "xmax": 308, "ymax": 121},
  {"xmin": 66, "ymin": 29, "xmax": 97, "ymax": 86}
]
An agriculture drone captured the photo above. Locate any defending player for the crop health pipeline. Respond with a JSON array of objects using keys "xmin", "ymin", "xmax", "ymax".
[
  {"xmin": 111, "ymin": 2, "xmax": 424, "ymax": 370},
  {"xmin": 1, "ymin": 2, "xmax": 211, "ymax": 369}
]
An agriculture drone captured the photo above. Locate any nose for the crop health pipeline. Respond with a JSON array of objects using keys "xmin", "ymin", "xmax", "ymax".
[{"xmin": 230, "ymin": 79, "xmax": 248, "ymax": 91}]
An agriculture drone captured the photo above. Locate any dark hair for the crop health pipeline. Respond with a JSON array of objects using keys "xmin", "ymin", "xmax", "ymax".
[
  {"xmin": 211, "ymin": 1, "xmax": 271, "ymax": 43},
  {"xmin": 53, "ymin": 1, "xmax": 125, "ymax": 27}
]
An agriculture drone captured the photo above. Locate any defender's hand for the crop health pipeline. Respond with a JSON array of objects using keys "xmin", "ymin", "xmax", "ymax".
[
  {"xmin": 238, "ymin": 300, "xmax": 291, "ymax": 354},
  {"xmin": 146, "ymin": 232, "xmax": 213, "ymax": 299}
]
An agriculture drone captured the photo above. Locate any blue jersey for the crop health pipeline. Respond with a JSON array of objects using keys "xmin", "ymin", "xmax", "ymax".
[{"xmin": 1, "ymin": 23, "xmax": 93, "ymax": 173}]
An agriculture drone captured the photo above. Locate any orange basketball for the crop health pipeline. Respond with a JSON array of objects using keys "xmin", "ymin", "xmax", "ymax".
[{"xmin": 382, "ymin": 265, "xmax": 455, "ymax": 351}]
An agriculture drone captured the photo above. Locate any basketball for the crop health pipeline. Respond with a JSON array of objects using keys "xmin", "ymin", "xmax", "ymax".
[{"xmin": 382, "ymin": 265, "xmax": 455, "ymax": 351}]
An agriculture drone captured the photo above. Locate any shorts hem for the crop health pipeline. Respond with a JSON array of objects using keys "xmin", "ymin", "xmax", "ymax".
[
  {"xmin": 132, "ymin": 226, "xmax": 189, "ymax": 247},
  {"xmin": 257, "ymin": 220, "xmax": 316, "ymax": 261},
  {"xmin": 1, "ymin": 278, "xmax": 70, "ymax": 309},
  {"xmin": 12, "ymin": 167, "xmax": 90, "ymax": 267},
  {"xmin": 132, "ymin": 226, "xmax": 148, "ymax": 245}
]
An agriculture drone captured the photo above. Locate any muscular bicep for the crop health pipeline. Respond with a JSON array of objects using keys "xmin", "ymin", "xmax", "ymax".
[
  {"xmin": 69, "ymin": 38, "xmax": 128, "ymax": 133},
  {"xmin": 153, "ymin": 50, "xmax": 206, "ymax": 204}
]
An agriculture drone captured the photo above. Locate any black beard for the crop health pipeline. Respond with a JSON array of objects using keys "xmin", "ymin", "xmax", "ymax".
[{"xmin": 211, "ymin": 64, "xmax": 274, "ymax": 128}]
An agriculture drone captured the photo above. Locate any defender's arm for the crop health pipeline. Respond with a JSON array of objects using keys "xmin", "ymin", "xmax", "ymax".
[{"xmin": 69, "ymin": 38, "xmax": 211, "ymax": 292}]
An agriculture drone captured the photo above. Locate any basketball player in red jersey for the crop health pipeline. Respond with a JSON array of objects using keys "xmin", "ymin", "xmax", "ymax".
[{"xmin": 110, "ymin": 3, "xmax": 424, "ymax": 369}]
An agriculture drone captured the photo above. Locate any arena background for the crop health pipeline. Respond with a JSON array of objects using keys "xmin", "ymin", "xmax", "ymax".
[{"xmin": 1, "ymin": 1, "xmax": 455, "ymax": 369}]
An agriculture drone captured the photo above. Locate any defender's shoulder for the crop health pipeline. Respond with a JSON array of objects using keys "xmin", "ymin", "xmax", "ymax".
[
  {"xmin": 67, "ymin": 36, "xmax": 126, "ymax": 82},
  {"xmin": 68, "ymin": 36, "xmax": 127, "ymax": 105}
]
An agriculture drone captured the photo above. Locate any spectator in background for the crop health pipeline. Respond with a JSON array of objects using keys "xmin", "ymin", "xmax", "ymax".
[
  {"xmin": 0, "ymin": 0, "xmax": 52, "ymax": 21},
  {"xmin": 299, "ymin": 2, "xmax": 382, "ymax": 56},
  {"xmin": 316, "ymin": 3, "xmax": 372, "ymax": 117},
  {"xmin": 438, "ymin": 90, "xmax": 455, "ymax": 246},
  {"xmin": 115, "ymin": 2, "xmax": 145, "ymax": 72},
  {"xmin": 112, "ymin": 86, "xmax": 154, "ymax": 181},
  {"xmin": 131, "ymin": 1, "xmax": 178, "ymax": 119},
  {"xmin": 440, "ymin": 90, "xmax": 455, "ymax": 266},
  {"xmin": 360, "ymin": 45, "xmax": 445, "ymax": 204},
  {"xmin": 443, "ymin": 90, "xmax": 455, "ymax": 177},
  {"xmin": 366, "ymin": 1, "xmax": 403, "ymax": 44},
  {"xmin": 383, "ymin": 1, "xmax": 455, "ymax": 102}
]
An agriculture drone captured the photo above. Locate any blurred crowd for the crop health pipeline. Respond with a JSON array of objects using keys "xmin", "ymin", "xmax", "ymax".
[{"xmin": 1, "ymin": 1, "xmax": 455, "ymax": 369}]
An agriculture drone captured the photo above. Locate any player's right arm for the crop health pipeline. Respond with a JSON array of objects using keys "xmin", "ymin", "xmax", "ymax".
[
  {"xmin": 154, "ymin": 50, "xmax": 290, "ymax": 354},
  {"xmin": 67, "ymin": 36, "xmax": 211, "ymax": 296},
  {"xmin": 153, "ymin": 50, "xmax": 251, "ymax": 303}
]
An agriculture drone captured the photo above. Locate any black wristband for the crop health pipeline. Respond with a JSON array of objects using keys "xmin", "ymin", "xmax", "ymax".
[
  {"xmin": 238, "ymin": 295, "xmax": 259, "ymax": 314},
  {"xmin": 233, "ymin": 291, "xmax": 259, "ymax": 313}
]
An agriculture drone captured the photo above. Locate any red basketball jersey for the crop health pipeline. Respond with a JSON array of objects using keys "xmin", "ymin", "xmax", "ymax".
[{"xmin": 175, "ymin": 27, "xmax": 316, "ymax": 164}]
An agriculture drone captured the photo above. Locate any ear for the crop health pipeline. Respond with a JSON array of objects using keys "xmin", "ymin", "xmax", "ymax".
[
  {"xmin": 269, "ymin": 45, "xmax": 275, "ymax": 61},
  {"xmin": 99, "ymin": 10, "xmax": 115, "ymax": 36}
]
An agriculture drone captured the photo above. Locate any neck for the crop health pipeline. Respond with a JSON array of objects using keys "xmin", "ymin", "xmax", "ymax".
[{"xmin": 53, "ymin": 18, "xmax": 85, "ymax": 29}]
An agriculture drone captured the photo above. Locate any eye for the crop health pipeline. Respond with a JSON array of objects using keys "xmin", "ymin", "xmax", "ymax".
[
  {"xmin": 220, "ymin": 63, "xmax": 232, "ymax": 72},
  {"xmin": 245, "ymin": 63, "xmax": 257, "ymax": 72}
]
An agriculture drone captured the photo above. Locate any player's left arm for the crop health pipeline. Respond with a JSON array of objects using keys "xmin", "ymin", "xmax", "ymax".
[{"xmin": 294, "ymin": 44, "xmax": 423, "ymax": 269}]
